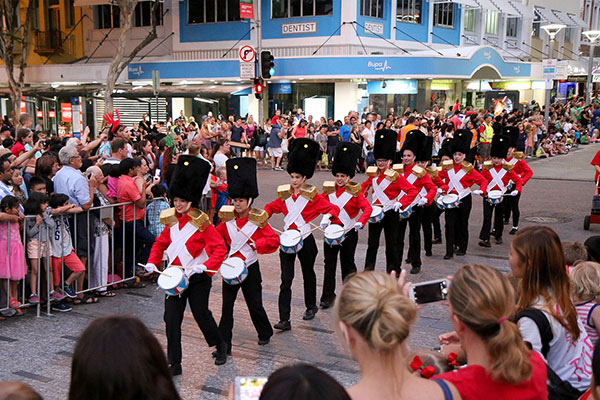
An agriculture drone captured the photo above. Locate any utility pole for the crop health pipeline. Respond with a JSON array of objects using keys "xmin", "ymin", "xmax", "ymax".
[{"xmin": 255, "ymin": 0, "xmax": 263, "ymax": 127}]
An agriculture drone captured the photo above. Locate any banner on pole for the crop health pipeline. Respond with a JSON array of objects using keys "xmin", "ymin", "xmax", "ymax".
[{"xmin": 240, "ymin": 0, "xmax": 254, "ymax": 19}]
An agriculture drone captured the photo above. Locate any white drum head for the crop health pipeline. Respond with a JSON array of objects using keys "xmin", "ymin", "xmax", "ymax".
[
  {"xmin": 157, "ymin": 267, "xmax": 184, "ymax": 290},
  {"xmin": 220, "ymin": 257, "xmax": 245, "ymax": 280},
  {"xmin": 280, "ymin": 229, "xmax": 301, "ymax": 247},
  {"xmin": 443, "ymin": 194, "xmax": 459, "ymax": 204},
  {"xmin": 324, "ymin": 224, "xmax": 345, "ymax": 239},
  {"xmin": 371, "ymin": 205, "xmax": 382, "ymax": 217},
  {"xmin": 488, "ymin": 190, "xmax": 503, "ymax": 199}
]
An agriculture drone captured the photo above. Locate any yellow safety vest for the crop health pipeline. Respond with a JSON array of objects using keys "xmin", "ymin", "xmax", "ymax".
[{"xmin": 481, "ymin": 123, "xmax": 493, "ymax": 144}]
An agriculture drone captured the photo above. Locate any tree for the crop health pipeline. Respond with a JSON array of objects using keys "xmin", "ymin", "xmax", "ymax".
[
  {"xmin": 0, "ymin": 0, "xmax": 35, "ymax": 123},
  {"xmin": 104, "ymin": 0, "xmax": 160, "ymax": 114}
]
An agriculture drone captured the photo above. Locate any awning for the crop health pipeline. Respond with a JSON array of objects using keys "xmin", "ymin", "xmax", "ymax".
[
  {"xmin": 508, "ymin": 0, "xmax": 534, "ymax": 19},
  {"xmin": 567, "ymin": 13, "xmax": 588, "ymax": 29},
  {"xmin": 74, "ymin": 0, "xmax": 109, "ymax": 6},
  {"xmin": 430, "ymin": 0, "xmax": 479, "ymax": 8},
  {"xmin": 473, "ymin": 0, "xmax": 501, "ymax": 13},
  {"xmin": 534, "ymin": 7, "xmax": 563, "ymax": 25},
  {"xmin": 492, "ymin": 0, "xmax": 520, "ymax": 16},
  {"xmin": 553, "ymin": 10, "xmax": 575, "ymax": 26}
]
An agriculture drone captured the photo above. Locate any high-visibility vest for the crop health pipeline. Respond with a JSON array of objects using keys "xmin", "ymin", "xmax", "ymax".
[
  {"xmin": 480, "ymin": 123, "xmax": 493, "ymax": 143},
  {"xmin": 470, "ymin": 129, "xmax": 478, "ymax": 148}
]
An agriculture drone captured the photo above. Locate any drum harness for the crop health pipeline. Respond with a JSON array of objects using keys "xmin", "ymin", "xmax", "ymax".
[
  {"xmin": 284, "ymin": 196, "xmax": 311, "ymax": 239},
  {"xmin": 489, "ymin": 168, "xmax": 507, "ymax": 194},
  {"xmin": 447, "ymin": 169, "xmax": 469, "ymax": 200},
  {"xmin": 324, "ymin": 191, "xmax": 354, "ymax": 230},
  {"xmin": 225, "ymin": 220, "xmax": 258, "ymax": 265},
  {"xmin": 371, "ymin": 176, "xmax": 393, "ymax": 212},
  {"xmin": 166, "ymin": 222, "xmax": 208, "ymax": 278}
]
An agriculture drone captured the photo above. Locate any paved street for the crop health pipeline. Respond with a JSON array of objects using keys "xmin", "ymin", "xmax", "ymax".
[{"xmin": 1, "ymin": 144, "xmax": 599, "ymax": 400}]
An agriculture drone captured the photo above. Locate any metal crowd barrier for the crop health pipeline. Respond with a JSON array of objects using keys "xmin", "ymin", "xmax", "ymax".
[{"xmin": 0, "ymin": 198, "xmax": 163, "ymax": 317}]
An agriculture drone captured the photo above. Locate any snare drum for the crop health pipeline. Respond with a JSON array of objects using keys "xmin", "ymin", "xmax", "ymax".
[
  {"xmin": 442, "ymin": 194, "xmax": 460, "ymax": 209},
  {"xmin": 436, "ymin": 196, "xmax": 446, "ymax": 210},
  {"xmin": 157, "ymin": 266, "xmax": 189, "ymax": 296},
  {"xmin": 220, "ymin": 256, "xmax": 248, "ymax": 285},
  {"xmin": 369, "ymin": 205, "xmax": 384, "ymax": 223},
  {"xmin": 397, "ymin": 204, "xmax": 413, "ymax": 219},
  {"xmin": 280, "ymin": 229, "xmax": 304, "ymax": 254},
  {"xmin": 324, "ymin": 224, "xmax": 346, "ymax": 246},
  {"xmin": 487, "ymin": 190, "xmax": 504, "ymax": 205}
]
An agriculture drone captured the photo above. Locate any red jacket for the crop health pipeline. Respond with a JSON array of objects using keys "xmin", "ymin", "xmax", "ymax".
[
  {"xmin": 361, "ymin": 170, "xmax": 419, "ymax": 209},
  {"xmin": 216, "ymin": 216, "xmax": 280, "ymax": 262},
  {"xmin": 481, "ymin": 165, "xmax": 523, "ymax": 193},
  {"xmin": 505, "ymin": 156, "xmax": 533, "ymax": 185},
  {"xmin": 402, "ymin": 163, "xmax": 437, "ymax": 206},
  {"xmin": 265, "ymin": 192, "xmax": 340, "ymax": 230},
  {"xmin": 439, "ymin": 164, "xmax": 488, "ymax": 196},
  {"xmin": 147, "ymin": 212, "xmax": 227, "ymax": 277},
  {"xmin": 324, "ymin": 184, "xmax": 372, "ymax": 227}
]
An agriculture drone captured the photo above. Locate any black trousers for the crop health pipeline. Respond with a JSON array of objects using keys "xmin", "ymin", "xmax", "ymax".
[
  {"xmin": 219, "ymin": 262, "xmax": 273, "ymax": 347},
  {"xmin": 400, "ymin": 206, "xmax": 422, "ymax": 269},
  {"xmin": 433, "ymin": 207, "xmax": 442, "ymax": 240},
  {"xmin": 164, "ymin": 272, "xmax": 222, "ymax": 365},
  {"xmin": 321, "ymin": 229, "xmax": 358, "ymax": 303},
  {"xmin": 503, "ymin": 193, "xmax": 521, "ymax": 227},
  {"xmin": 444, "ymin": 195, "xmax": 472, "ymax": 256},
  {"xmin": 420, "ymin": 203, "xmax": 439, "ymax": 253},
  {"xmin": 278, "ymin": 233, "xmax": 318, "ymax": 321},
  {"xmin": 124, "ymin": 220, "xmax": 155, "ymax": 278},
  {"xmin": 365, "ymin": 209, "xmax": 401, "ymax": 274},
  {"xmin": 480, "ymin": 199, "xmax": 506, "ymax": 241}
]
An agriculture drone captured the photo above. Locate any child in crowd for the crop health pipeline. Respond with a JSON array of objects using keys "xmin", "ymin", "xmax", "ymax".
[
  {"xmin": 28, "ymin": 176, "xmax": 47, "ymax": 195},
  {"xmin": 24, "ymin": 192, "xmax": 58, "ymax": 304},
  {"xmin": 210, "ymin": 166, "xmax": 229, "ymax": 225},
  {"xmin": 146, "ymin": 184, "xmax": 170, "ymax": 238},
  {"xmin": 0, "ymin": 196, "xmax": 25, "ymax": 314},
  {"xmin": 407, "ymin": 350, "xmax": 458, "ymax": 378},
  {"xmin": 564, "ymin": 241, "xmax": 589, "ymax": 270},
  {"xmin": 48, "ymin": 194, "xmax": 91, "ymax": 304},
  {"xmin": 571, "ymin": 262, "xmax": 600, "ymax": 348}
]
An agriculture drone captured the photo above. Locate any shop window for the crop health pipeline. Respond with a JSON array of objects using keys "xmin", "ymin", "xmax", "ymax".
[
  {"xmin": 33, "ymin": 0, "xmax": 40, "ymax": 29},
  {"xmin": 271, "ymin": 0, "xmax": 333, "ymax": 18},
  {"xmin": 188, "ymin": 0, "xmax": 241, "ymax": 24},
  {"xmin": 94, "ymin": 5, "xmax": 120, "ymax": 29},
  {"xmin": 65, "ymin": 0, "xmax": 75, "ymax": 28},
  {"xmin": 532, "ymin": 7, "xmax": 541, "ymax": 38},
  {"xmin": 564, "ymin": 27, "xmax": 572, "ymax": 42},
  {"xmin": 134, "ymin": 1, "xmax": 163, "ymax": 27},
  {"xmin": 397, "ymin": 0, "xmax": 421, "ymax": 24},
  {"xmin": 360, "ymin": 0, "xmax": 384, "ymax": 19},
  {"xmin": 463, "ymin": 9, "xmax": 476, "ymax": 32},
  {"xmin": 433, "ymin": 3, "xmax": 453, "ymax": 28},
  {"xmin": 506, "ymin": 16, "xmax": 518, "ymax": 37},
  {"xmin": 484, "ymin": 10, "xmax": 498, "ymax": 35}
]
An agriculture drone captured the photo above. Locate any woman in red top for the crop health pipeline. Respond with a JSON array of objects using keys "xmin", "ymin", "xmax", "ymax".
[
  {"xmin": 11, "ymin": 128, "xmax": 32, "ymax": 157},
  {"xmin": 436, "ymin": 264, "xmax": 548, "ymax": 400},
  {"xmin": 291, "ymin": 119, "xmax": 307, "ymax": 139}
]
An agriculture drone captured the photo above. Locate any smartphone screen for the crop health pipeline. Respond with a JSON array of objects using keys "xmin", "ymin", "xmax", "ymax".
[
  {"xmin": 412, "ymin": 280, "xmax": 449, "ymax": 304},
  {"xmin": 236, "ymin": 377, "xmax": 268, "ymax": 400}
]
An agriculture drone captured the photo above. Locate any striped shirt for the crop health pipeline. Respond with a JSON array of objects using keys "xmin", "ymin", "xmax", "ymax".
[{"xmin": 576, "ymin": 301, "xmax": 600, "ymax": 347}]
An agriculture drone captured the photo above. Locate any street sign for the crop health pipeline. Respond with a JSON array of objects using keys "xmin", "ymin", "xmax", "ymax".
[
  {"xmin": 240, "ymin": 0, "xmax": 254, "ymax": 19},
  {"xmin": 542, "ymin": 59, "xmax": 557, "ymax": 78},
  {"xmin": 48, "ymin": 111, "xmax": 56, "ymax": 118},
  {"xmin": 239, "ymin": 45, "xmax": 256, "ymax": 62},
  {"xmin": 593, "ymin": 75, "xmax": 600, "ymax": 83},
  {"xmin": 240, "ymin": 62, "xmax": 255, "ymax": 79},
  {"xmin": 152, "ymin": 70, "xmax": 160, "ymax": 96}
]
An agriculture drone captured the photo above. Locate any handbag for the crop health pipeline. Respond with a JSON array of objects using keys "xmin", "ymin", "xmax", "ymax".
[
  {"xmin": 281, "ymin": 137, "xmax": 289, "ymax": 153},
  {"xmin": 321, "ymin": 152, "xmax": 329, "ymax": 167}
]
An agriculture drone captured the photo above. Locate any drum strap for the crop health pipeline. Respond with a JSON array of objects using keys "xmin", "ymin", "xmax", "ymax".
[
  {"xmin": 448, "ymin": 169, "xmax": 468, "ymax": 199},
  {"xmin": 508, "ymin": 158, "xmax": 518, "ymax": 165},
  {"xmin": 167, "ymin": 222, "xmax": 198, "ymax": 267},
  {"xmin": 490, "ymin": 168, "xmax": 507, "ymax": 192},
  {"xmin": 397, "ymin": 173, "xmax": 418, "ymax": 202},
  {"xmin": 284, "ymin": 196, "xmax": 310, "ymax": 237},
  {"xmin": 372, "ymin": 176, "xmax": 393, "ymax": 211},
  {"xmin": 226, "ymin": 220, "xmax": 258, "ymax": 265},
  {"xmin": 327, "ymin": 192, "xmax": 354, "ymax": 229}
]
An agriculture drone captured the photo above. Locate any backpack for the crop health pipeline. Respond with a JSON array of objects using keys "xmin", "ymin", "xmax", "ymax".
[{"xmin": 514, "ymin": 309, "xmax": 584, "ymax": 400}]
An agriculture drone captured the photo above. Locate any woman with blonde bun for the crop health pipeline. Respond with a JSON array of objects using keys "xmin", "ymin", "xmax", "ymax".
[
  {"xmin": 335, "ymin": 271, "xmax": 459, "ymax": 400},
  {"xmin": 437, "ymin": 264, "xmax": 547, "ymax": 400}
]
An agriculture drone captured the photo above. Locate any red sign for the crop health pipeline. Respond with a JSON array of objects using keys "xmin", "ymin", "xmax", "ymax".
[
  {"xmin": 20, "ymin": 101, "xmax": 26, "ymax": 114},
  {"xmin": 61, "ymin": 103, "xmax": 72, "ymax": 123},
  {"xmin": 239, "ymin": 45, "xmax": 255, "ymax": 62},
  {"xmin": 48, "ymin": 111, "xmax": 56, "ymax": 118},
  {"xmin": 240, "ymin": 0, "xmax": 254, "ymax": 19},
  {"xmin": 36, "ymin": 111, "xmax": 43, "ymax": 118}
]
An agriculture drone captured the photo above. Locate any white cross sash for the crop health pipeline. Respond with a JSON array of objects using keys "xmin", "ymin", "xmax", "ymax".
[
  {"xmin": 284, "ymin": 196, "xmax": 310, "ymax": 238},
  {"xmin": 324, "ymin": 191, "xmax": 354, "ymax": 229},
  {"xmin": 372, "ymin": 177, "xmax": 393, "ymax": 211},
  {"xmin": 226, "ymin": 220, "xmax": 259, "ymax": 265},
  {"xmin": 448, "ymin": 169, "xmax": 469, "ymax": 199},
  {"xmin": 490, "ymin": 168, "xmax": 507, "ymax": 193}
]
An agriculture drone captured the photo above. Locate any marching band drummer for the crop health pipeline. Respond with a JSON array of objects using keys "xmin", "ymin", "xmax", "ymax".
[
  {"xmin": 265, "ymin": 138, "xmax": 340, "ymax": 331},
  {"xmin": 215, "ymin": 158, "xmax": 279, "ymax": 355},
  {"xmin": 362, "ymin": 129, "xmax": 418, "ymax": 274},
  {"xmin": 144, "ymin": 155, "xmax": 229, "ymax": 373},
  {"xmin": 478, "ymin": 134, "xmax": 522, "ymax": 248},
  {"xmin": 395, "ymin": 130, "xmax": 437, "ymax": 274},
  {"xmin": 318, "ymin": 142, "xmax": 372, "ymax": 309},
  {"xmin": 438, "ymin": 130, "xmax": 488, "ymax": 260},
  {"xmin": 503, "ymin": 126, "xmax": 533, "ymax": 235}
]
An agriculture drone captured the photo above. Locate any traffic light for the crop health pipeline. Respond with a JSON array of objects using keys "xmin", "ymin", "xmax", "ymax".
[
  {"xmin": 260, "ymin": 50, "xmax": 275, "ymax": 79},
  {"xmin": 254, "ymin": 77, "xmax": 264, "ymax": 100}
]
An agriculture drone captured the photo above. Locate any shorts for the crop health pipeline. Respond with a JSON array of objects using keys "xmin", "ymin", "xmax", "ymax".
[
  {"xmin": 269, "ymin": 147, "xmax": 283, "ymax": 158},
  {"xmin": 27, "ymin": 239, "xmax": 52, "ymax": 259},
  {"xmin": 52, "ymin": 251, "xmax": 86, "ymax": 285}
]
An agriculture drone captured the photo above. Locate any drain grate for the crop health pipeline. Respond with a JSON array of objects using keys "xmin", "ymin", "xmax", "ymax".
[{"xmin": 525, "ymin": 216, "xmax": 559, "ymax": 223}]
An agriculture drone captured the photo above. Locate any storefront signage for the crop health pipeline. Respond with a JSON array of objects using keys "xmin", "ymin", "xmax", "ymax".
[
  {"xmin": 542, "ymin": 59, "xmax": 557, "ymax": 78},
  {"xmin": 48, "ymin": 110, "xmax": 56, "ymax": 118},
  {"xmin": 239, "ymin": 0, "xmax": 254, "ymax": 19},
  {"xmin": 61, "ymin": 103, "xmax": 72, "ymax": 123},
  {"xmin": 281, "ymin": 22, "xmax": 317, "ymax": 35},
  {"xmin": 269, "ymin": 83, "xmax": 292, "ymax": 94},
  {"xmin": 36, "ymin": 111, "xmax": 43, "ymax": 118},
  {"xmin": 593, "ymin": 75, "xmax": 600, "ymax": 83},
  {"xmin": 364, "ymin": 22, "xmax": 384, "ymax": 35},
  {"xmin": 367, "ymin": 80, "xmax": 417, "ymax": 95}
]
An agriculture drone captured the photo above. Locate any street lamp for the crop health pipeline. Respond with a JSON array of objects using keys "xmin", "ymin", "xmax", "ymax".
[
  {"xmin": 583, "ymin": 30, "xmax": 600, "ymax": 105},
  {"xmin": 541, "ymin": 24, "xmax": 566, "ymax": 126}
]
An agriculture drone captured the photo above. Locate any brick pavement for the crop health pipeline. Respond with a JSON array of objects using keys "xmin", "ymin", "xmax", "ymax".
[{"xmin": 1, "ymin": 143, "xmax": 598, "ymax": 399}]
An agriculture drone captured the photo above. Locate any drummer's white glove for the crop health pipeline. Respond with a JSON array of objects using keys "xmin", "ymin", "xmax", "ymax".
[
  {"xmin": 192, "ymin": 264, "xmax": 207, "ymax": 274},
  {"xmin": 393, "ymin": 201, "xmax": 403, "ymax": 212},
  {"xmin": 144, "ymin": 263, "xmax": 157, "ymax": 273},
  {"xmin": 472, "ymin": 189, "xmax": 483, "ymax": 196},
  {"xmin": 436, "ymin": 187, "xmax": 443, "ymax": 194},
  {"xmin": 320, "ymin": 216, "xmax": 331, "ymax": 229},
  {"xmin": 510, "ymin": 190, "xmax": 519, "ymax": 197},
  {"xmin": 354, "ymin": 222, "xmax": 363, "ymax": 231},
  {"xmin": 417, "ymin": 198, "xmax": 428, "ymax": 207}
]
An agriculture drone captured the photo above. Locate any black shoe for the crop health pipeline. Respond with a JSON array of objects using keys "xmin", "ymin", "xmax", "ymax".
[
  {"xmin": 319, "ymin": 297, "xmax": 335, "ymax": 309},
  {"xmin": 212, "ymin": 346, "xmax": 232, "ymax": 358},
  {"xmin": 443, "ymin": 254, "xmax": 453, "ymax": 260},
  {"xmin": 495, "ymin": 237, "xmax": 503, "ymax": 244},
  {"xmin": 214, "ymin": 342, "xmax": 228, "ymax": 366},
  {"xmin": 479, "ymin": 240, "xmax": 491, "ymax": 248},
  {"xmin": 410, "ymin": 266, "xmax": 421, "ymax": 274},
  {"xmin": 274, "ymin": 320, "xmax": 291, "ymax": 331},
  {"xmin": 432, "ymin": 238, "xmax": 442, "ymax": 244},
  {"xmin": 509, "ymin": 227, "xmax": 518, "ymax": 235},
  {"xmin": 169, "ymin": 364, "xmax": 182, "ymax": 376},
  {"xmin": 425, "ymin": 251, "xmax": 432, "ymax": 257},
  {"xmin": 258, "ymin": 338, "xmax": 270, "ymax": 346},
  {"xmin": 302, "ymin": 308, "xmax": 318, "ymax": 320},
  {"xmin": 456, "ymin": 249, "xmax": 466, "ymax": 256}
]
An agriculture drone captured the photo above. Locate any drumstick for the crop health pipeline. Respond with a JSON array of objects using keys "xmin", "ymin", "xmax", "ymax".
[
  {"xmin": 272, "ymin": 227, "xmax": 284, "ymax": 234},
  {"xmin": 235, "ymin": 226, "xmax": 256, "ymax": 244},
  {"xmin": 291, "ymin": 225, "xmax": 321, "ymax": 241},
  {"xmin": 137, "ymin": 263, "xmax": 171, "ymax": 277}
]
